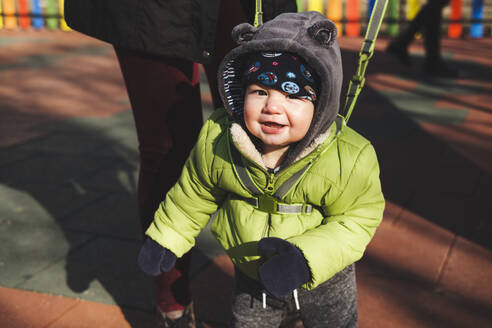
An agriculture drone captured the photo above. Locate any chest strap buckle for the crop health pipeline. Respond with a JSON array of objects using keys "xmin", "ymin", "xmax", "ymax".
[
  {"xmin": 257, "ymin": 194, "xmax": 278, "ymax": 214},
  {"xmin": 246, "ymin": 195, "xmax": 313, "ymax": 214}
]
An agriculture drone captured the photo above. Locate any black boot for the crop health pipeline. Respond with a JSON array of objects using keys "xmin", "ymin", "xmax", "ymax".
[{"xmin": 386, "ymin": 40, "xmax": 412, "ymax": 66}]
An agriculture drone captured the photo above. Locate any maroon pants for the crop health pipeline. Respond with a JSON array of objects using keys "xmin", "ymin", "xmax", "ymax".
[{"xmin": 115, "ymin": 0, "xmax": 248, "ymax": 313}]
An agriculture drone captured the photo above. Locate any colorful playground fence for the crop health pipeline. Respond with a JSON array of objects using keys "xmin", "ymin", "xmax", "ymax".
[
  {"xmin": 0, "ymin": 0, "xmax": 70, "ymax": 30},
  {"xmin": 0, "ymin": 0, "xmax": 491, "ymax": 38}
]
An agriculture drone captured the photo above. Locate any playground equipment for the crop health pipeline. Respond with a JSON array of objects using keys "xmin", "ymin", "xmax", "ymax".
[{"xmin": 0, "ymin": 0, "xmax": 489, "ymax": 38}]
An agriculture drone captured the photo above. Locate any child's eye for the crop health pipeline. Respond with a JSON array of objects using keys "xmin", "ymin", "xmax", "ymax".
[
  {"xmin": 288, "ymin": 94, "xmax": 311, "ymax": 102},
  {"xmin": 287, "ymin": 94, "xmax": 301, "ymax": 100},
  {"xmin": 253, "ymin": 89, "xmax": 268, "ymax": 96}
]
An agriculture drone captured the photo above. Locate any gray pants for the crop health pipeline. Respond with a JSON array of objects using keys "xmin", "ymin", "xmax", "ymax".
[{"xmin": 230, "ymin": 264, "xmax": 358, "ymax": 328}]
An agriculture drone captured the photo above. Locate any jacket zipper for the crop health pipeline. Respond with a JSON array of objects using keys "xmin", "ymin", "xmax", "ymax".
[
  {"xmin": 261, "ymin": 215, "xmax": 270, "ymax": 238},
  {"xmin": 263, "ymin": 171, "xmax": 276, "ymax": 237},
  {"xmin": 265, "ymin": 171, "xmax": 275, "ymax": 193}
]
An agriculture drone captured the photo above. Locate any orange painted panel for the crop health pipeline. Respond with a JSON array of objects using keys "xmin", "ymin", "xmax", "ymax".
[
  {"xmin": 448, "ymin": 0, "xmax": 462, "ymax": 38},
  {"xmin": 346, "ymin": 0, "xmax": 360, "ymax": 36},
  {"xmin": 18, "ymin": 0, "xmax": 31, "ymax": 29}
]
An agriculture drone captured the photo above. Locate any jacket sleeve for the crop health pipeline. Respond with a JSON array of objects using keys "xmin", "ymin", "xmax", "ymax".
[
  {"xmin": 287, "ymin": 143, "xmax": 385, "ymax": 290},
  {"xmin": 145, "ymin": 113, "xmax": 227, "ymax": 257}
]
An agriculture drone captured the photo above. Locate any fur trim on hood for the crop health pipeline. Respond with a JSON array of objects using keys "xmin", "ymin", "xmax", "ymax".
[{"xmin": 217, "ymin": 11, "xmax": 343, "ymax": 168}]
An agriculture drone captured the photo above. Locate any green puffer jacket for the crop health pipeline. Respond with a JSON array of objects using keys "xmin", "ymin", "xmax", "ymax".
[{"xmin": 146, "ymin": 107, "xmax": 385, "ymax": 290}]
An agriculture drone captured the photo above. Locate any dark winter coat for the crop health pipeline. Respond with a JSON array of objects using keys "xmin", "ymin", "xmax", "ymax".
[{"xmin": 64, "ymin": 0, "xmax": 297, "ymax": 64}]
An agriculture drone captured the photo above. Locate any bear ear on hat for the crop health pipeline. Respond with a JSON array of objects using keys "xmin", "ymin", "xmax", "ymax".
[
  {"xmin": 232, "ymin": 23, "xmax": 258, "ymax": 45},
  {"xmin": 308, "ymin": 20, "xmax": 337, "ymax": 47}
]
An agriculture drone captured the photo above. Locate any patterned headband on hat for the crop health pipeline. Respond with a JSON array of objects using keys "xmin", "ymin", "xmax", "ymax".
[{"xmin": 243, "ymin": 52, "xmax": 319, "ymax": 102}]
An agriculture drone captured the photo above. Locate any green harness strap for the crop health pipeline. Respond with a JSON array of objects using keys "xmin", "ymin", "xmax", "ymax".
[
  {"xmin": 254, "ymin": 0, "xmax": 263, "ymax": 27},
  {"xmin": 342, "ymin": 0, "xmax": 388, "ymax": 123}
]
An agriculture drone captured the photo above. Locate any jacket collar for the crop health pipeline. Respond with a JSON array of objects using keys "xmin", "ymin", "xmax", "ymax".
[{"xmin": 229, "ymin": 122, "xmax": 333, "ymax": 171}]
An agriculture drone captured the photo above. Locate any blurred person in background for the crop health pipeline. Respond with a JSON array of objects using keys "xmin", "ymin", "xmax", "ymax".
[{"xmin": 386, "ymin": 0, "xmax": 459, "ymax": 77}]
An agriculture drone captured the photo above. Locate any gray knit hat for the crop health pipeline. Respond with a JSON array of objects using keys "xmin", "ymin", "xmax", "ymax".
[{"xmin": 218, "ymin": 11, "xmax": 342, "ymax": 166}]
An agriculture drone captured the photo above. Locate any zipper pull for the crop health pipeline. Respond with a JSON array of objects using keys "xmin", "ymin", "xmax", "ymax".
[
  {"xmin": 265, "ymin": 172, "xmax": 275, "ymax": 194},
  {"xmin": 293, "ymin": 289, "xmax": 300, "ymax": 310}
]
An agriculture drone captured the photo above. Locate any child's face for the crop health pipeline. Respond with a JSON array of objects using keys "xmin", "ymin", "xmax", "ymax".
[{"xmin": 243, "ymin": 84, "xmax": 314, "ymax": 152}]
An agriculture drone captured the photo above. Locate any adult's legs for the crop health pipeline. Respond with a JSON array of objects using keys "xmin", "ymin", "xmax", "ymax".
[
  {"xmin": 387, "ymin": 0, "xmax": 457, "ymax": 76},
  {"xmin": 422, "ymin": 0, "xmax": 450, "ymax": 64},
  {"xmin": 386, "ymin": 3, "xmax": 428, "ymax": 65},
  {"xmin": 114, "ymin": 47, "xmax": 203, "ymax": 314},
  {"xmin": 421, "ymin": 0, "xmax": 457, "ymax": 76},
  {"xmin": 396, "ymin": 6, "xmax": 428, "ymax": 49}
]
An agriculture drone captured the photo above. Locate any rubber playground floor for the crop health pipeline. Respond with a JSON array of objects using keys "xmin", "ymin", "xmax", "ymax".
[{"xmin": 0, "ymin": 30, "xmax": 491, "ymax": 327}]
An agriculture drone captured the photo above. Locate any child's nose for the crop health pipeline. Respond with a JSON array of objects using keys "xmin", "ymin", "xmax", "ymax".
[{"xmin": 264, "ymin": 93, "xmax": 284, "ymax": 113}]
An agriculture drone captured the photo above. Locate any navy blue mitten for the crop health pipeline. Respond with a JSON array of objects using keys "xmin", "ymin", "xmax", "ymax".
[
  {"xmin": 138, "ymin": 238, "xmax": 177, "ymax": 276},
  {"xmin": 258, "ymin": 237, "xmax": 310, "ymax": 299}
]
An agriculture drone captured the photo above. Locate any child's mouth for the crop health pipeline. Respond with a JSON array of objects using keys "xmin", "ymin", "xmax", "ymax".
[
  {"xmin": 262, "ymin": 122, "xmax": 284, "ymax": 128},
  {"xmin": 261, "ymin": 121, "xmax": 285, "ymax": 133}
]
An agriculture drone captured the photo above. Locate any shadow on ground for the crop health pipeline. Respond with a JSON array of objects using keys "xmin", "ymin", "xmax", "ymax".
[
  {"xmin": 341, "ymin": 44, "xmax": 492, "ymax": 249},
  {"xmin": 0, "ymin": 107, "xmax": 157, "ymax": 326}
]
